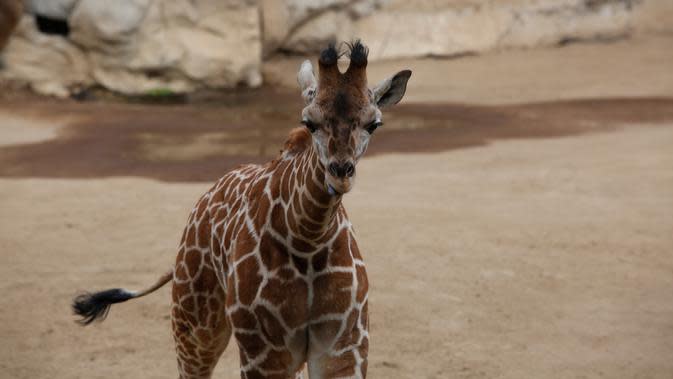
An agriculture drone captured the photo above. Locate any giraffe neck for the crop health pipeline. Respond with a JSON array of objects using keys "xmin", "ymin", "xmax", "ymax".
[{"xmin": 281, "ymin": 143, "xmax": 344, "ymax": 247}]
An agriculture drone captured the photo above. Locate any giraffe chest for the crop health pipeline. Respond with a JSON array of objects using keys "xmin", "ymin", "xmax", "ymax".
[{"xmin": 222, "ymin": 224, "xmax": 369, "ymax": 357}]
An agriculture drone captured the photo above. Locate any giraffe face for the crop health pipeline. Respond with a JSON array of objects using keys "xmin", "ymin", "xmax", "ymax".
[{"xmin": 297, "ymin": 41, "xmax": 412, "ymax": 195}]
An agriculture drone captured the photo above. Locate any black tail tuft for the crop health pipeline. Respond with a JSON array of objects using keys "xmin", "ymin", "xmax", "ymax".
[{"xmin": 72, "ymin": 288, "xmax": 135, "ymax": 325}]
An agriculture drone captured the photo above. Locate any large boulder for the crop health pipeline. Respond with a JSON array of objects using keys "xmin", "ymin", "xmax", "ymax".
[
  {"xmin": 24, "ymin": 0, "xmax": 78, "ymax": 20},
  {"xmin": 268, "ymin": 0, "xmax": 644, "ymax": 59},
  {"xmin": 261, "ymin": 0, "xmax": 386, "ymax": 55},
  {"xmin": 69, "ymin": 0, "xmax": 262, "ymax": 94},
  {"xmin": 0, "ymin": 16, "xmax": 91, "ymax": 97},
  {"xmin": 1, "ymin": 0, "xmax": 262, "ymax": 97}
]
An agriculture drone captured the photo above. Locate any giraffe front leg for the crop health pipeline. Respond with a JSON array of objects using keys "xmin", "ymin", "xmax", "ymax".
[
  {"xmin": 235, "ymin": 331, "xmax": 303, "ymax": 379},
  {"xmin": 307, "ymin": 305, "xmax": 370, "ymax": 379},
  {"xmin": 307, "ymin": 346, "xmax": 368, "ymax": 379}
]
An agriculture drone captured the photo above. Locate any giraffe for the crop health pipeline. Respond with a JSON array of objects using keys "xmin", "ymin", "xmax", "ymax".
[{"xmin": 73, "ymin": 41, "xmax": 411, "ymax": 379}]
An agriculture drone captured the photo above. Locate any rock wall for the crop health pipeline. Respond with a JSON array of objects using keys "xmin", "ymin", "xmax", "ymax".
[
  {"xmin": 266, "ymin": 0, "xmax": 649, "ymax": 59},
  {"xmin": 1, "ymin": 0, "xmax": 671, "ymax": 97},
  {"xmin": 1, "ymin": 0, "xmax": 262, "ymax": 97}
]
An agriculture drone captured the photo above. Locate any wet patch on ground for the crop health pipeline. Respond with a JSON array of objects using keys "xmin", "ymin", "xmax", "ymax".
[{"xmin": 0, "ymin": 89, "xmax": 672, "ymax": 182}]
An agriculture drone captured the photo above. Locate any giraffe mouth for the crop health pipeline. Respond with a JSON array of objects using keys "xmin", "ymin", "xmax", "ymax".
[
  {"xmin": 327, "ymin": 184, "xmax": 340, "ymax": 196},
  {"xmin": 325, "ymin": 175, "xmax": 353, "ymax": 196}
]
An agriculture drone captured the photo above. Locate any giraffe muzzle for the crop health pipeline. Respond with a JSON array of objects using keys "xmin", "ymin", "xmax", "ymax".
[
  {"xmin": 325, "ymin": 161, "xmax": 355, "ymax": 196},
  {"xmin": 328, "ymin": 161, "xmax": 355, "ymax": 179}
]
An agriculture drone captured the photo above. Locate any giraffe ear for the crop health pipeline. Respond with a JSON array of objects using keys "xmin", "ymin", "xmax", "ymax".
[
  {"xmin": 297, "ymin": 60, "xmax": 317, "ymax": 104},
  {"xmin": 372, "ymin": 70, "xmax": 412, "ymax": 108}
]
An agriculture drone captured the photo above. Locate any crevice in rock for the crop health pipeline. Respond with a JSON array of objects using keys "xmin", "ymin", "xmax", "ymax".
[{"xmin": 34, "ymin": 14, "xmax": 70, "ymax": 36}]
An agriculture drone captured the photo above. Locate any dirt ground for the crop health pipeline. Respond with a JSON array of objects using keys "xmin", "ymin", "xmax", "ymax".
[{"xmin": 1, "ymin": 35, "xmax": 673, "ymax": 379}]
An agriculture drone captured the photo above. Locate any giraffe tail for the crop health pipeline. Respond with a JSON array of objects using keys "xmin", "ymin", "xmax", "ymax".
[{"xmin": 72, "ymin": 269, "xmax": 173, "ymax": 325}]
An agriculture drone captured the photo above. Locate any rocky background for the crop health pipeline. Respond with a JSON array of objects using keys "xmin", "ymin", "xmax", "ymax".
[{"xmin": 0, "ymin": 0, "xmax": 671, "ymax": 97}]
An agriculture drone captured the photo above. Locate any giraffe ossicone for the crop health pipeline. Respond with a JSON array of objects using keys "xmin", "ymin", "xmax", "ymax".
[{"xmin": 73, "ymin": 40, "xmax": 411, "ymax": 379}]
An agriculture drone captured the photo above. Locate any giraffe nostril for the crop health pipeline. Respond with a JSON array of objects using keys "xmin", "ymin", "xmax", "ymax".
[
  {"xmin": 344, "ymin": 162, "xmax": 355, "ymax": 177},
  {"xmin": 329, "ymin": 161, "xmax": 355, "ymax": 178},
  {"xmin": 328, "ymin": 162, "xmax": 340, "ymax": 177}
]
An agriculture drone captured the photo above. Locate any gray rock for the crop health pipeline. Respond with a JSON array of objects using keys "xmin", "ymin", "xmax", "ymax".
[
  {"xmin": 2, "ymin": 0, "xmax": 262, "ymax": 96},
  {"xmin": 25, "ymin": 0, "xmax": 78, "ymax": 20}
]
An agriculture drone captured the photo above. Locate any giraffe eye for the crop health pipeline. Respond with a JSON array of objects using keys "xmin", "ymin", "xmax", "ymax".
[
  {"xmin": 365, "ymin": 120, "xmax": 383, "ymax": 134},
  {"xmin": 301, "ymin": 119, "xmax": 318, "ymax": 133}
]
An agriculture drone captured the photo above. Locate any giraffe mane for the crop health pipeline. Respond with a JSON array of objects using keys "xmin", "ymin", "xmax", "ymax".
[{"xmin": 281, "ymin": 127, "xmax": 312, "ymax": 156}]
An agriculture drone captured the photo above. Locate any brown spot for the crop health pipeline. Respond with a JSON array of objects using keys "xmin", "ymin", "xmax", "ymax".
[
  {"xmin": 291, "ymin": 254, "xmax": 308, "ymax": 275},
  {"xmin": 234, "ymin": 222, "xmax": 256, "ymax": 257},
  {"xmin": 309, "ymin": 319, "xmax": 341, "ymax": 346},
  {"xmin": 195, "ymin": 196, "xmax": 209, "ymax": 219},
  {"xmin": 312, "ymin": 248, "xmax": 328, "ymax": 272},
  {"xmin": 292, "ymin": 237, "xmax": 315, "ymax": 254},
  {"xmin": 175, "ymin": 260, "xmax": 189, "ymax": 281},
  {"xmin": 355, "ymin": 265, "xmax": 368, "ymax": 303},
  {"xmin": 223, "ymin": 222, "xmax": 235, "ymax": 250},
  {"xmin": 302, "ymin": 200, "xmax": 328, "ymax": 230},
  {"xmin": 358, "ymin": 336, "xmax": 369, "ymax": 361},
  {"xmin": 236, "ymin": 255, "xmax": 262, "ymax": 306},
  {"xmin": 212, "ymin": 238, "xmax": 222, "ymax": 257},
  {"xmin": 197, "ymin": 218, "xmax": 211, "ymax": 249},
  {"xmin": 329, "ymin": 233, "xmax": 353, "ymax": 267},
  {"xmin": 360, "ymin": 301, "xmax": 368, "ymax": 329},
  {"xmin": 259, "ymin": 232, "xmax": 289, "ymax": 271},
  {"xmin": 350, "ymin": 234, "xmax": 363, "ymax": 260},
  {"xmin": 235, "ymin": 332, "xmax": 265, "ymax": 359},
  {"xmin": 323, "ymin": 350, "xmax": 356, "ymax": 377},
  {"xmin": 195, "ymin": 329, "xmax": 211, "ymax": 344},
  {"xmin": 286, "ymin": 208, "xmax": 299, "ymax": 235},
  {"xmin": 172, "ymin": 281, "xmax": 189, "ymax": 302},
  {"xmin": 213, "ymin": 207, "xmax": 228, "ymax": 225},
  {"xmin": 334, "ymin": 309, "xmax": 360, "ymax": 351},
  {"xmin": 226, "ymin": 275, "xmax": 237, "ymax": 307},
  {"xmin": 277, "ymin": 268, "xmax": 295, "ymax": 281},
  {"xmin": 312, "ymin": 272, "xmax": 353, "ymax": 315},
  {"xmin": 306, "ymin": 179, "xmax": 330, "ymax": 204},
  {"xmin": 196, "ymin": 295, "xmax": 210, "ymax": 325},
  {"xmin": 259, "ymin": 349, "xmax": 293, "ymax": 371},
  {"xmin": 254, "ymin": 305, "xmax": 286, "ymax": 347},
  {"xmin": 280, "ymin": 165, "xmax": 292, "ymax": 203},
  {"xmin": 180, "ymin": 296, "xmax": 195, "ymax": 313},
  {"xmin": 261, "ymin": 278, "xmax": 308, "ymax": 328},
  {"xmin": 271, "ymin": 204, "xmax": 288, "ymax": 236},
  {"xmin": 254, "ymin": 194, "xmax": 271, "ymax": 230},
  {"xmin": 186, "ymin": 224, "xmax": 197, "ymax": 246},
  {"xmin": 329, "ymin": 250, "xmax": 353, "ymax": 267},
  {"xmin": 193, "ymin": 265, "xmax": 218, "ymax": 293},
  {"xmin": 230, "ymin": 308, "xmax": 257, "ymax": 330},
  {"xmin": 292, "ymin": 192, "xmax": 303, "ymax": 215},
  {"xmin": 296, "ymin": 159, "xmax": 305, "ymax": 183},
  {"xmin": 185, "ymin": 249, "xmax": 202, "ymax": 278}
]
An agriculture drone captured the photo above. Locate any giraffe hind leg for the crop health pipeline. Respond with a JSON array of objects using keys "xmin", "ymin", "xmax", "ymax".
[{"xmin": 172, "ymin": 248, "xmax": 231, "ymax": 379}]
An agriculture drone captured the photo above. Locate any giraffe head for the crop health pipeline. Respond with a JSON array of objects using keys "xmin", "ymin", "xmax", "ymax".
[{"xmin": 297, "ymin": 41, "xmax": 411, "ymax": 196}]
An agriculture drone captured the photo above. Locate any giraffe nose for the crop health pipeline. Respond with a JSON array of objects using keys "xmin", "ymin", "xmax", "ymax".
[{"xmin": 328, "ymin": 161, "xmax": 355, "ymax": 178}]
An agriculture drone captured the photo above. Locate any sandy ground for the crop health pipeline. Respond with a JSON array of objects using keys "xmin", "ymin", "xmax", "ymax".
[{"xmin": 1, "ymin": 35, "xmax": 673, "ymax": 378}]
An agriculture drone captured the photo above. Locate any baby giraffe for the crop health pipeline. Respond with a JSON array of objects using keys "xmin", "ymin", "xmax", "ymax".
[{"xmin": 73, "ymin": 41, "xmax": 411, "ymax": 379}]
